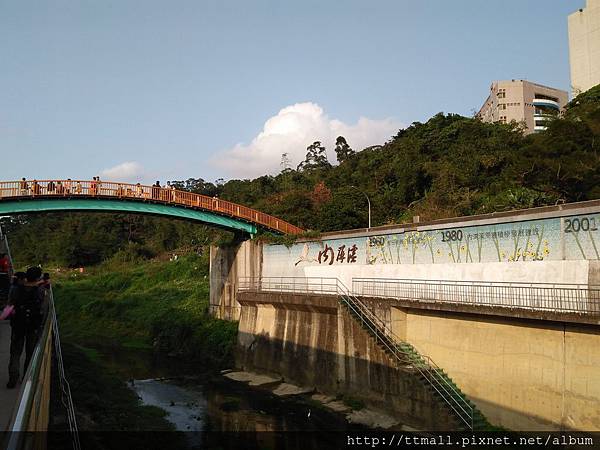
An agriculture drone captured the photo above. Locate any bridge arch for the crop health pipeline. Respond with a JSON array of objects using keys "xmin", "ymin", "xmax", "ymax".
[{"xmin": 0, "ymin": 179, "xmax": 302, "ymax": 235}]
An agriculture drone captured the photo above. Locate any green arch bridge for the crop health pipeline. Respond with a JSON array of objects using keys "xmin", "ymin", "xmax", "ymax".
[{"xmin": 0, "ymin": 179, "xmax": 303, "ymax": 235}]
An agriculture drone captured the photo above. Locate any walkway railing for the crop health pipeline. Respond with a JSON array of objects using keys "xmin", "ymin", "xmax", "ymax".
[
  {"xmin": 5, "ymin": 288, "xmax": 80, "ymax": 450},
  {"xmin": 238, "ymin": 276, "xmax": 476, "ymax": 430},
  {"xmin": 352, "ymin": 278, "xmax": 600, "ymax": 315},
  {"xmin": 0, "ymin": 180, "xmax": 303, "ymax": 235},
  {"xmin": 49, "ymin": 287, "xmax": 81, "ymax": 450}
]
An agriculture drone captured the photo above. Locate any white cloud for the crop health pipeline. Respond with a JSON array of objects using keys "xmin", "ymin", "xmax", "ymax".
[
  {"xmin": 100, "ymin": 161, "xmax": 145, "ymax": 181},
  {"xmin": 212, "ymin": 102, "xmax": 403, "ymax": 178}
]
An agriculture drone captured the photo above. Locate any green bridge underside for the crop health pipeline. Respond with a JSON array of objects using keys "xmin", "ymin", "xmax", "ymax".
[{"xmin": 0, "ymin": 198, "xmax": 258, "ymax": 234}]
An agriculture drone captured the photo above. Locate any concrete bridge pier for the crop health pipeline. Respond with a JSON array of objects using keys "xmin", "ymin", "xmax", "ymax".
[{"xmin": 209, "ymin": 239, "xmax": 262, "ymax": 321}]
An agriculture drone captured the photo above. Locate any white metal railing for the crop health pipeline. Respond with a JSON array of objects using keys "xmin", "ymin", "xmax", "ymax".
[{"xmin": 352, "ymin": 278, "xmax": 600, "ymax": 315}]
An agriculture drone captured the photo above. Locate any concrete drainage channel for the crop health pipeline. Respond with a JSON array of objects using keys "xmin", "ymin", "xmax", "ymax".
[{"xmin": 221, "ymin": 369, "xmax": 414, "ymax": 431}]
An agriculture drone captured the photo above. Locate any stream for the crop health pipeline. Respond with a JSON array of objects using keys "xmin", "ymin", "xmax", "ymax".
[{"xmin": 93, "ymin": 346, "xmax": 362, "ymax": 449}]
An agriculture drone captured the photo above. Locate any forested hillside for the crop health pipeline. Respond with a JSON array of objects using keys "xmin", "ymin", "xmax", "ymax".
[{"xmin": 2, "ymin": 84, "xmax": 599, "ymax": 267}]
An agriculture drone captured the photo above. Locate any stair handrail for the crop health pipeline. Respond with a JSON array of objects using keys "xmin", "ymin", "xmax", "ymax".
[{"xmin": 334, "ymin": 279, "xmax": 474, "ymax": 430}]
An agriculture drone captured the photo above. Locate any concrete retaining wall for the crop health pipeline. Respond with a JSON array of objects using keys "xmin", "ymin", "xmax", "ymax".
[
  {"xmin": 394, "ymin": 307, "xmax": 600, "ymax": 431},
  {"xmin": 236, "ymin": 291, "xmax": 458, "ymax": 430},
  {"xmin": 209, "ymin": 240, "xmax": 262, "ymax": 320},
  {"xmin": 236, "ymin": 291, "xmax": 600, "ymax": 431},
  {"xmin": 304, "ymin": 260, "xmax": 600, "ymax": 290}
]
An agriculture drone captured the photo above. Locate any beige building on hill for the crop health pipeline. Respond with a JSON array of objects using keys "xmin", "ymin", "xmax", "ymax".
[
  {"xmin": 476, "ymin": 80, "xmax": 568, "ymax": 134},
  {"xmin": 568, "ymin": 0, "xmax": 600, "ymax": 95}
]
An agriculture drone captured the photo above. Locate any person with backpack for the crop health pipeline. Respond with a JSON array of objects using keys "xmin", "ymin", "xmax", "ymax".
[{"xmin": 7, "ymin": 266, "xmax": 45, "ymax": 389}]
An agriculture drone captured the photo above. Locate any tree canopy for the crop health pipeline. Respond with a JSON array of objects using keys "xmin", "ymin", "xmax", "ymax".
[{"xmin": 3, "ymin": 84, "xmax": 599, "ymax": 267}]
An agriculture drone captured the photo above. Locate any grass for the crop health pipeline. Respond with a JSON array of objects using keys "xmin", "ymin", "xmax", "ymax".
[
  {"xmin": 53, "ymin": 253, "xmax": 238, "ymax": 368},
  {"xmin": 50, "ymin": 343, "xmax": 189, "ymax": 450}
]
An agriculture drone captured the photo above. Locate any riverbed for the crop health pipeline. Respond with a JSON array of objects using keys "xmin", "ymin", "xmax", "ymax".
[{"xmin": 93, "ymin": 346, "xmax": 364, "ymax": 449}]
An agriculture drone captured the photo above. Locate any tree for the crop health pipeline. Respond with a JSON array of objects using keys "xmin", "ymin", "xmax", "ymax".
[
  {"xmin": 297, "ymin": 141, "xmax": 331, "ymax": 171},
  {"xmin": 169, "ymin": 178, "xmax": 220, "ymax": 197},
  {"xmin": 310, "ymin": 181, "xmax": 332, "ymax": 206},
  {"xmin": 334, "ymin": 136, "xmax": 355, "ymax": 163}
]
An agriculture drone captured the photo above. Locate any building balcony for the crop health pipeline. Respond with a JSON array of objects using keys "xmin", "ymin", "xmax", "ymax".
[{"xmin": 533, "ymin": 98, "xmax": 560, "ymax": 109}]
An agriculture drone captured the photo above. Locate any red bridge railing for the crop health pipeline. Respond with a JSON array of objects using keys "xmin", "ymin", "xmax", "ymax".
[{"xmin": 0, "ymin": 179, "xmax": 303, "ymax": 235}]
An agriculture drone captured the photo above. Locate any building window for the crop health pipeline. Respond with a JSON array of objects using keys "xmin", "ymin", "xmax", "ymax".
[
  {"xmin": 534, "ymin": 93, "xmax": 558, "ymax": 102},
  {"xmin": 497, "ymin": 91, "xmax": 506, "ymax": 99},
  {"xmin": 499, "ymin": 104, "xmax": 506, "ymax": 110}
]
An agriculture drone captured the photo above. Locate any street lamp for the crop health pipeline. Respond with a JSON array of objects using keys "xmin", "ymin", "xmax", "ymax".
[{"xmin": 349, "ymin": 185, "xmax": 371, "ymax": 230}]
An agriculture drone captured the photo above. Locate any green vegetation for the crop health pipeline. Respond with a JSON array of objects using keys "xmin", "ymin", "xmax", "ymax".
[
  {"xmin": 1, "ymin": 212, "xmax": 219, "ymax": 268},
  {"xmin": 50, "ymin": 343, "xmax": 187, "ymax": 450},
  {"xmin": 3, "ymin": 85, "xmax": 599, "ymax": 265},
  {"xmin": 53, "ymin": 253, "xmax": 238, "ymax": 367}
]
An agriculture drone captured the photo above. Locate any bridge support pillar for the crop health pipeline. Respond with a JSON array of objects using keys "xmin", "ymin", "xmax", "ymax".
[{"xmin": 209, "ymin": 239, "xmax": 262, "ymax": 321}]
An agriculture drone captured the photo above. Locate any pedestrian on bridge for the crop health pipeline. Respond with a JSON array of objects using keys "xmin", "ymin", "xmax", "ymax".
[
  {"xmin": 31, "ymin": 180, "xmax": 40, "ymax": 195},
  {"xmin": 6, "ymin": 267, "xmax": 45, "ymax": 389},
  {"xmin": 19, "ymin": 178, "xmax": 28, "ymax": 196},
  {"xmin": 152, "ymin": 181, "xmax": 161, "ymax": 200}
]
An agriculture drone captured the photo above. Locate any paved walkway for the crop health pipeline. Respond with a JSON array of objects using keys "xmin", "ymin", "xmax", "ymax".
[{"xmin": 0, "ymin": 321, "xmax": 20, "ymax": 431}]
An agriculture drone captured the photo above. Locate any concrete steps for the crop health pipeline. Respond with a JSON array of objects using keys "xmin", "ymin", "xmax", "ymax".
[{"xmin": 340, "ymin": 296, "xmax": 491, "ymax": 431}]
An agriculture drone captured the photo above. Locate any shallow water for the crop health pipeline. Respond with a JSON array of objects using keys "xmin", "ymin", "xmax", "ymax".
[{"xmin": 94, "ymin": 346, "xmax": 362, "ymax": 449}]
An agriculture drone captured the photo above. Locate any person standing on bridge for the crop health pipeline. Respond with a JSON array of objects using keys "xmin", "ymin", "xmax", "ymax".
[
  {"xmin": 152, "ymin": 181, "xmax": 161, "ymax": 200},
  {"xmin": 90, "ymin": 177, "xmax": 97, "ymax": 195},
  {"xmin": 166, "ymin": 181, "xmax": 176, "ymax": 202},
  {"xmin": 19, "ymin": 178, "xmax": 28, "ymax": 196},
  {"xmin": 46, "ymin": 180, "xmax": 55, "ymax": 195},
  {"xmin": 31, "ymin": 180, "xmax": 40, "ymax": 195},
  {"xmin": 6, "ymin": 267, "xmax": 44, "ymax": 389}
]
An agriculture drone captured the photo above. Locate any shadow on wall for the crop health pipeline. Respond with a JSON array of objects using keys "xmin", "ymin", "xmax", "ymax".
[
  {"xmin": 236, "ymin": 330, "xmax": 580, "ymax": 432},
  {"xmin": 237, "ymin": 328, "xmax": 459, "ymax": 431}
]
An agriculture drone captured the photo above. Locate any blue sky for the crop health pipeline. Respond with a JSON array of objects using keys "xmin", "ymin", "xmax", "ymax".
[{"xmin": 0, "ymin": 0, "xmax": 580, "ymax": 183}]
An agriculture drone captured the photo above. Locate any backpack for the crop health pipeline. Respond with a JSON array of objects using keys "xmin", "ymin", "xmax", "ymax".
[{"xmin": 12, "ymin": 285, "xmax": 43, "ymax": 329}]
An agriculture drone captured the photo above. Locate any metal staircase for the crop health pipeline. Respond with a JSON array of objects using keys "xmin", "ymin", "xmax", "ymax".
[{"xmin": 336, "ymin": 280, "xmax": 490, "ymax": 431}]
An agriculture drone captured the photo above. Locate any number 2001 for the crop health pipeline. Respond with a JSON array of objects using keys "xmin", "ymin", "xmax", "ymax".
[{"xmin": 564, "ymin": 217, "xmax": 598, "ymax": 233}]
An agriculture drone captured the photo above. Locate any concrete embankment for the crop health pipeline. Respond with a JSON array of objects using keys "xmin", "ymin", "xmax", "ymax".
[
  {"xmin": 222, "ymin": 370, "xmax": 402, "ymax": 429},
  {"xmin": 234, "ymin": 291, "xmax": 459, "ymax": 431},
  {"xmin": 233, "ymin": 290, "xmax": 600, "ymax": 431}
]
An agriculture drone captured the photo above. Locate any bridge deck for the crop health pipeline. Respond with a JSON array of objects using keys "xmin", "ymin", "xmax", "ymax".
[{"xmin": 0, "ymin": 321, "xmax": 20, "ymax": 431}]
